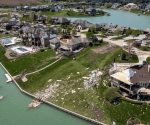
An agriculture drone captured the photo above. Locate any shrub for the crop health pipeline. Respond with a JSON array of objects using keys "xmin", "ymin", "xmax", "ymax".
[
  {"xmin": 40, "ymin": 49, "xmax": 45, "ymax": 52},
  {"xmin": 104, "ymin": 87, "xmax": 120, "ymax": 102}
]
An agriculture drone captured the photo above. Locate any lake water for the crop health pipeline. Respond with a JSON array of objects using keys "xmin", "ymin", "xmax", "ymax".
[
  {"xmin": 0, "ymin": 66, "xmax": 95, "ymax": 125},
  {"xmin": 68, "ymin": 9, "xmax": 150, "ymax": 30}
]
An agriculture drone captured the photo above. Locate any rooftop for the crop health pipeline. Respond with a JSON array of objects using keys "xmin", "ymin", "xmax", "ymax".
[{"xmin": 111, "ymin": 64, "xmax": 150, "ymax": 85}]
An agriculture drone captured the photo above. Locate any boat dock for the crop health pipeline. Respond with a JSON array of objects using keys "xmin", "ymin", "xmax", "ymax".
[
  {"xmin": 5, "ymin": 74, "xmax": 12, "ymax": 83},
  {"xmin": 28, "ymin": 99, "xmax": 42, "ymax": 108}
]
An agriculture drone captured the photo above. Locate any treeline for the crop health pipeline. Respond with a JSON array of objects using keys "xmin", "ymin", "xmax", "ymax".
[
  {"xmin": 60, "ymin": 0, "xmax": 150, "ymax": 3},
  {"xmin": 97, "ymin": 0, "xmax": 150, "ymax": 3}
]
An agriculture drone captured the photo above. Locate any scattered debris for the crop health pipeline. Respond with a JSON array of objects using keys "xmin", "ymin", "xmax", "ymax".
[
  {"xmin": 56, "ymin": 80, "xmax": 62, "ymax": 82},
  {"xmin": 48, "ymin": 79, "xmax": 52, "ymax": 83},
  {"xmin": 71, "ymin": 90, "xmax": 76, "ymax": 94},
  {"xmin": 83, "ymin": 69, "xmax": 103, "ymax": 89},
  {"xmin": 35, "ymin": 84, "xmax": 59, "ymax": 100},
  {"xmin": 28, "ymin": 99, "xmax": 41, "ymax": 108}
]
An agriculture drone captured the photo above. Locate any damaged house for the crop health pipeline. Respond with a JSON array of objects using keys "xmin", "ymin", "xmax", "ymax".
[
  {"xmin": 60, "ymin": 36, "xmax": 90, "ymax": 52},
  {"xmin": 50, "ymin": 17, "xmax": 70, "ymax": 25},
  {"xmin": 110, "ymin": 63, "xmax": 150, "ymax": 101}
]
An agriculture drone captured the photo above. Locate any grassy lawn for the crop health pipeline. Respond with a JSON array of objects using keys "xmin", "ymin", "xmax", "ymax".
[
  {"xmin": 0, "ymin": 34, "xmax": 14, "ymax": 38},
  {"xmin": 18, "ymin": 44, "xmax": 141, "ymax": 124},
  {"xmin": 115, "ymin": 50, "xmax": 139, "ymax": 63},
  {"xmin": 111, "ymin": 35, "xmax": 127, "ymax": 40},
  {"xmin": 130, "ymin": 9, "xmax": 150, "ymax": 16},
  {"xmin": 41, "ymin": 9, "xmax": 106, "ymax": 19},
  {"xmin": 130, "ymin": 9, "xmax": 143, "ymax": 14},
  {"xmin": 41, "ymin": 10, "xmax": 68, "ymax": 18},
  {"xmin": 104, "ymin": 100, "xmax": 150, "ymax": 124},
  {"xmin": 0, "ymin": 45, "xmax": 56, "ymax": 76},
  {"xmin": 138, "ymin": 46, "xmax": 150, "ymax": 51}
]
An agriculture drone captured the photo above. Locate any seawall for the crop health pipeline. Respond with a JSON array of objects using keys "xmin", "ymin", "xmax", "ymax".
[{"xmin": 0, "ymin": 62, "xmax": 106, "ymax": 125}]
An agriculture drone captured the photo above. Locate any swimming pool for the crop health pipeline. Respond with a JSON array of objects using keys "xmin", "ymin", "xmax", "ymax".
[
  {"xmin": 17, "ymin": 47, "xmax": 29, "ymax": 52},
  {"xmin": 0, "ymin": 38, "xmax": 15, "ymax": 46},
  {"xmin": 11, "ymin": 46, "xmax": 33, "ymax": 54}
]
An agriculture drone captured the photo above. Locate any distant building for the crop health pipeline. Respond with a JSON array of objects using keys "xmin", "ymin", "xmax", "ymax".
[
  {"xmin": 123, "ymin": 3, "xmax": 139, "ymax": 10},
  {"xmin": 145, "ymin": 4, "xmax": 150, "ymax": 11},
  {"xmin": 85, "ymin": 8, "xmax": 96, "ymax": 16},
  {"xmin": 50, "ymin": 38, "xmax": 60, "ymax": 49},
  {"xmin": 73, "ymin": 19, "xmax": 93, "ymax": 31},
  {"xmin": 20, "ymin": 24, "xmax": 57, "ymax": 48},
  {"xmin": 50, "ymin": 17, "xmax": 70, "ymax": 25},
  {"xmin": 111, "ymin": 3, "xmax": 121, "ymax": 9}
]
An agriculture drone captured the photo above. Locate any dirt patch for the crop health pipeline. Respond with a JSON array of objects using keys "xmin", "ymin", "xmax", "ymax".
[
  {"xmin": 92, "ymin": 105, "xmax": 104, "ymax": 121},
  {"xmin": 5, "ymin": 49, "xmax": 17, "ymax": 60},
  {"xmin": 92, "ymin": 44, "xmax": 117, "ymax": 54}
]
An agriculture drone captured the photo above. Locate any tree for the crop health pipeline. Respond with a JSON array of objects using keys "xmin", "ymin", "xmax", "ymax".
[
  {"xmin": 99, "ymin": 39, "xmax": 103, "ymax": 44},
  {"xmin": 105, "ymin": 3, "xmax": 112, "ymax": 8},
  {"xmin": 114, "ymin": 29, "xmax": 121, "ymax": 35},
  {"xmin": 86, "ymin": 32, "xmax": 94, "ymax": 39},
  {"xmin": 127, "ymin": 40, "xmax": 134, "ymax": 57},
  {"xmin": 71, "ymin": 29, "xmax": 77, "ymax": 36},
  {"xmin": 121, "ymin": 52, "xmax": 126, "ymax": 60},
  {"xmin": 89, "ymin": 42, "xmax": 93, "ymax": 47},
  {"xmin": 88, "ymin": 26, "xmax": 97, "ymax": 34},
  {"xmin": 132, "ymin": 29, "xmax": 143, "ymax": 36},
  {"xmin": 125, "ymin": 28, "xmax": 132, "ymax": 36}
]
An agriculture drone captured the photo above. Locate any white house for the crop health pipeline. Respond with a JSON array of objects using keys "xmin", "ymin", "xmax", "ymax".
[{"xmin": 123, "ymin": 3, "xmax": 139, "ymax": 10}]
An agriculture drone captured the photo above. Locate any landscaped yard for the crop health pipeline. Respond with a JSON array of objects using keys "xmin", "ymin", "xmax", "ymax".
[
  {"xmin": 19, "ymin": 46, "xmax": 131, "ymax": 92},
  {"xmin": 0, "ymin": 45, "xmax": 56, "ymax": 76},
  {"xmin": 16, "ymin": 44, "xmax": 147, "ymax": 125}
]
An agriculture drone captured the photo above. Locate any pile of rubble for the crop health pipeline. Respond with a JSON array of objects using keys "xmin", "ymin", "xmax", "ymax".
[
  {"xmin": 35, "ymin": 83, "xmax": 59, "ymax": 100},
  {"xmin": 83, "ymin": 69, "xmax": 103, "ymax": 89}
]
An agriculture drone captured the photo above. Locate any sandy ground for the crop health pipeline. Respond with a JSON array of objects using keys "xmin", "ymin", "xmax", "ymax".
[{"xmin": 92, "ymin": 44, "xmax": 116, "ymax": 54}]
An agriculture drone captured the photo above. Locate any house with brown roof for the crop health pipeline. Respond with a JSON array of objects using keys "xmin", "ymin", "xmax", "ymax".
[
  {"xmin": 110, "ymin": 63, "xmax": 150, "ymax": 101},
  {"xmin": 59, "ymin": 36, "xmax": 90, "ymax": 52}
]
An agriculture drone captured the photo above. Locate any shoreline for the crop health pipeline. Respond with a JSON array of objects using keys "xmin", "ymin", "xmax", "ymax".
[{"xmin": 0, "ymin": 62, "xmax": 106, "ymax": 125}]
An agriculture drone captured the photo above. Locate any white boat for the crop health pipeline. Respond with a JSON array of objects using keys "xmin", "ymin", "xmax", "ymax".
[{"xmin": 0, "ymin": 96, "xmax": 4, "ymax": 100}]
